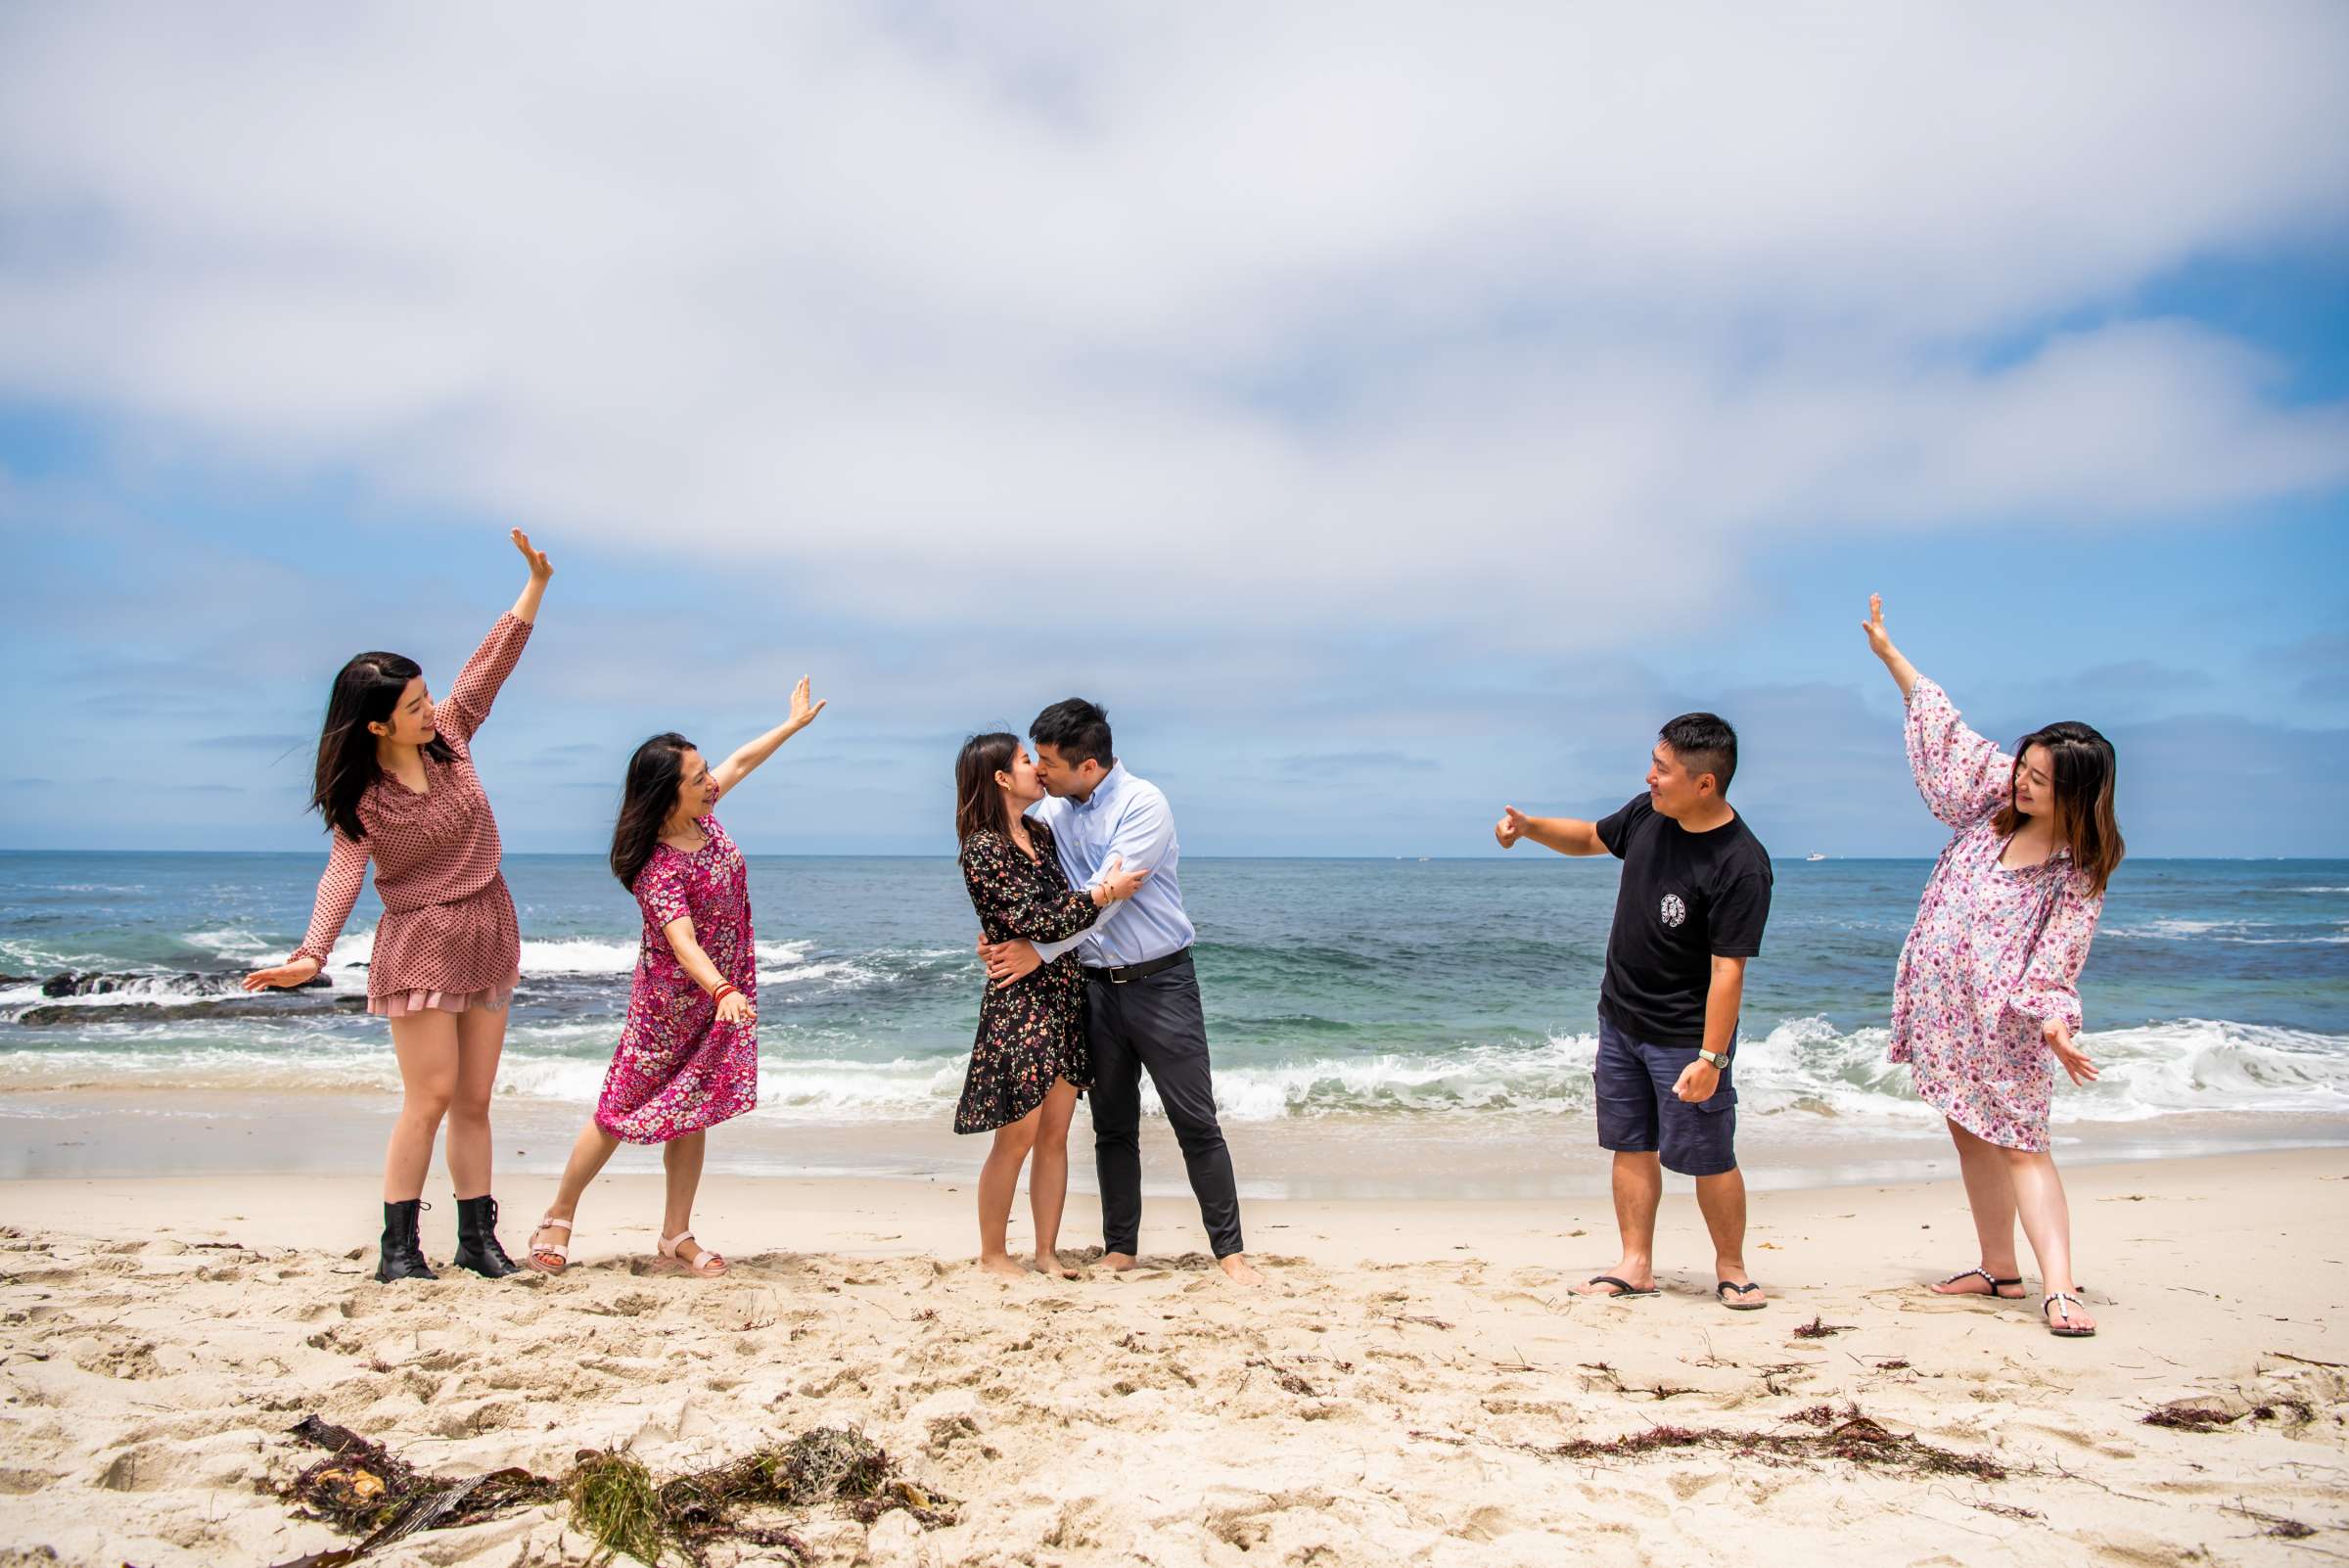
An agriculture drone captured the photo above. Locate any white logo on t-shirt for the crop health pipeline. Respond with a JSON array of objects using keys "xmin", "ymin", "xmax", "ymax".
[{"xmin": 1660, "ymin": 893, "xmax": 1687, "ymax": 929}]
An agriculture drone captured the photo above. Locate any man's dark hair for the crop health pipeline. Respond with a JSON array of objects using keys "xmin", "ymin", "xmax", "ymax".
[
  {"xmin": 1031, "ymin": 698, "xmax": 1114, "ymax": 768},
  {"xmin": 1659, "ymin": 712, "xmax": 1737, "ymax": 796}
]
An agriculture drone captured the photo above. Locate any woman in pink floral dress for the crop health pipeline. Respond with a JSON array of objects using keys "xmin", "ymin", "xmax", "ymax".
[
  {"xmin": 246, "ymin": 530, "xmax": 553, "ymax": 1284},
  {"xmin": 1865, "ymin": 596, "xmax": 2125, "ymax": 1338},
  {"xmin": 525, "ymin": 678, "xmax": 826, "ymax": 1278}
]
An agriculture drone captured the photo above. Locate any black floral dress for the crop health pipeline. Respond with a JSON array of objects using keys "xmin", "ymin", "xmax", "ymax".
[{"xmin": 955, "ymin": 819, "xmax": 1098, "ymax": 1133}]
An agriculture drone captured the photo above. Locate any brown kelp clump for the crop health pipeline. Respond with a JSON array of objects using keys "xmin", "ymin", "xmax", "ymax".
[
  {"xmin": 1414, "ymin": 1406, "xmax": 2012, "ymax": 1484},
  {"xmin": 267, "ymin": 1415, "xmax": 957, "ymax": 1568},
  {"xmin": 574, "ymin": 1426, "xmax": 956, "ymax": 1564},
  {"xmin": 270, "ymin": 1414, "xmax": 560, "ymax": 1567}
]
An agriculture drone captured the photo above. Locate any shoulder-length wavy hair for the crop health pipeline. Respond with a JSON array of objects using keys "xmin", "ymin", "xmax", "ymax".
[
  {"xmin": 611, "ymin": 732, "xmax": 697, "ymax": 891},
  {"xmin": 954, "ymin": 732, "xmax": 1020, "ymax": 846},
  {"xmin": 310, "ymin": 651, "xmax": 454, "ymax": 841},
  {"xmin": 1993, "ymin": 720, "xmax": 2125, "ymax": 896}
]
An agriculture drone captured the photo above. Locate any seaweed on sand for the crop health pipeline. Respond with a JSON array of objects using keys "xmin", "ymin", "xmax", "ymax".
[
  {"xmin": 1414, "ymin": 1407, "xmax": 2012, "ymax": 1483},
  {"xmin": 268, "ymin": 1414, "xmax": 559, "ymax": 1567},
  {"xmin": 265, "ymin": 1416, "xmax": 955, "ymax": 1568}
]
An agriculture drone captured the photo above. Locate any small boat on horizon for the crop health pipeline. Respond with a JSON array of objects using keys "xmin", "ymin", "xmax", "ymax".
[{"xmin": 1806, "ymin": 853, "xmax": 1829, "ymax": 862}]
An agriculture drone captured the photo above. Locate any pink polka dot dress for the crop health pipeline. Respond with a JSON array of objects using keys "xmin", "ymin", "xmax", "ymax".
[
  {"xmin": 1887, "ymin": 677, "xmax": 2105, "ymax": 1152},
  {"xmin": 289, "ymin": 614, "xmax": 532, "ymax": 1015}
]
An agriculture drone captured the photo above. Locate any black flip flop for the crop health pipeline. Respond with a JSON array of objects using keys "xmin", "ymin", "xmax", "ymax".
[
  {"xmin": 1585, "ymin": 1274, "xmax": 1658, "ymax": 1298},
  {"xmin": 1716, "ymin": 1280, "xmax": 1768, "ymax": 1311}
]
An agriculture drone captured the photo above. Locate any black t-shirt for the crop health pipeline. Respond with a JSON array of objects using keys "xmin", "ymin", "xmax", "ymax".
[{"xmin": 1595, "ymin": 793, "xmax": 1773, "ymax": 1046}]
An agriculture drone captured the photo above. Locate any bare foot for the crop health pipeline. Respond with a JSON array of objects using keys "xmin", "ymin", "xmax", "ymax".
[
  {"xmin": 1932, "ymin": 1266, "xmax": 2025, "ymax": 1299},
  {"xmin": 1034, "ymin": 1251, "xmax": 1082, "ymax": 1280},
  {"xmin": 1576, "ymin": 1265, "xmax": 1656, "ymax": 1297},
  {"xmin": 977, "ymin": 1253, "xmax": 1030, "ymax": 1279},
  {"xmin": 1218, "ymin": 1253, "xmax": 1264, "ymax": 1286},
  {"xmin": 1099, "ymin": 1251, "xmax": 1139, "ymax": 1272}
]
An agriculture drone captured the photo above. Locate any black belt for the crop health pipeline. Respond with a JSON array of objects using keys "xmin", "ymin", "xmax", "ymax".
[{"xmin": 1082, "ymin": 947, "xmax": 1190, "ymax": 985}]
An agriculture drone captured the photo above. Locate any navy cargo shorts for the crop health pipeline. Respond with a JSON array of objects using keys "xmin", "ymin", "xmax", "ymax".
[{"xmin": 1592, "ymin": 1013, "xmax": 1738, "ymax": 1176}]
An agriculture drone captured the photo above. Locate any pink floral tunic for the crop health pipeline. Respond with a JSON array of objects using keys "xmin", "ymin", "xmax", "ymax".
[
  {"xmin": 1888, "ymin": 678, "xmax": 2104, "ymax": 1152},
  {"xmin": 596, "ymin": 815, "xmax": 758, "ymax": 1143}
]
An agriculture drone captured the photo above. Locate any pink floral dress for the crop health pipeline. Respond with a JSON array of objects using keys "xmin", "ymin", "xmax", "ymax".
[
  {"xmin": 596, "ymin": 816, "xmax": 759, "ymax": 1143},
  {"xmin": 1888, "ymin": 678, "xmax": 2104, "ymax": 1151}
]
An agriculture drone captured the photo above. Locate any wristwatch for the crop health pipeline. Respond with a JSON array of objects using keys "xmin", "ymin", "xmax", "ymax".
[{"xmin": 1696, "ymin": 1048, "xmax": 1730, "ymax": 1071}]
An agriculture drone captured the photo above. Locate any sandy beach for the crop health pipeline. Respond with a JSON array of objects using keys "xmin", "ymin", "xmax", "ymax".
[{"xmin": 3, "ymin": 1149, "xmax": 2344, "ymax": 1567}]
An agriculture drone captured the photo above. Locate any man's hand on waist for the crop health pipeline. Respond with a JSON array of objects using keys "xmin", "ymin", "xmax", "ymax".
[{"xmin": 978, "ymin": 936, "xmax": 1043, "ymax": 987}]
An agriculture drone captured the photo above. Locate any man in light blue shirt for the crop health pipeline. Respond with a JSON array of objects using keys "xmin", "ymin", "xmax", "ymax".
[{"xmin": 980, "ymin": 698, "xmax": 1258, "ymax": 1285}]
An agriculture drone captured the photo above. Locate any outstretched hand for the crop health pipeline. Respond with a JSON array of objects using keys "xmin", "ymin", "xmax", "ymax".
[
  {"xmin": 243, "ymin": 955, "xmax": 322, "ymax": 992},
  {"xmin": 2044, "ymin": 1019, "xmax": 2098, "ymax": 1086},
  {"xmin": 511, "ymin": 528, "xmax": 553, "ymax": 581},
  {"xmin": 1495, "ymin": 806, "xmax": 1530, "ymax": 850},
  {"xmin": 1862, "ymin": 593, "xmax": 1895, "ymax": 661},
  {"xmin": 788, "ymin": 675, "xmax": 827, "ymax": 731}
]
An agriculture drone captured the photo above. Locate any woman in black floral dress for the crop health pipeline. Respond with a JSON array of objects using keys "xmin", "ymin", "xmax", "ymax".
[{"xmin": 954, "ymin": 732, "xmax": 1148, "ymax": 1278}]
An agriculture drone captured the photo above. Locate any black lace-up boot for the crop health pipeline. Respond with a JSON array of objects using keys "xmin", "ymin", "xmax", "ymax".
[
  {"xmin": 376, "ymin": 1198, "xmax": 438, "ymax": 1282},
  {"xmin": 450, "ymin": 1194, "xmax": 521, "ymax": 1278}
]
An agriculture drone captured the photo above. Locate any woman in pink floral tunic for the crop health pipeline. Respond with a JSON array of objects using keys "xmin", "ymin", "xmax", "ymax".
[
  {"xmin": 1865, "ymin": 596, "xmax": 2125, "ymax": 1337},
  {"xmin": 525, "ymin": 678, "xmax": 827, "ymax": 1279}
]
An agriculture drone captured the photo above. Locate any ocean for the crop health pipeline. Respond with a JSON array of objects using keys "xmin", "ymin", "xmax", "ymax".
[{"xmin": 3, "ymin": 851, "xmax": 2344, "ymax": 1191}]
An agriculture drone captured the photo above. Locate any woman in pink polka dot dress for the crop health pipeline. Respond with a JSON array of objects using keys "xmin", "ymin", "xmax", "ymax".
[
  {"xmin": 524, "ymin": 678, "xmax": 827, "ymax": 1280},
  {"xmin": 246, "ymin": 530, "xmax": 553, "ymax": 1283},
  {"xmin": 1865, "ymin": 595, "xmax": 2126, "ymax": 1339}
]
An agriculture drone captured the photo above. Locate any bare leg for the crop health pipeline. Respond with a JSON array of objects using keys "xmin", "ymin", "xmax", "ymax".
[
  {"xmin": 1578, "ymin": 1151, "xmax": 1662, "ymax": 1295},
  {"xmin": 977, "ymin": 1107, "xmax": 1040, "ymax": 1278},
  {"xmin": 1694, "ymin": 1166, "xmax": 1760, "ymax": 1302},
  {"xmin": 2008, "ymin": 1146, "xmax": 2096, "ymax": 1331},
  {"xmin": 385, "ymin": 1011, "xmax": 460, "ymax": 1202},
  {"xmin": 661, "ymin": 1130, "xmax": 721, "ymax": 1272},
  {"xmin": 1932, "ymin": 1118, "xmax": 2026, "ymax": 1297},
  {"xmin": 445, "ymin": 1000, "xmax": 509, "ymax": 1199},
  {"xmin": 532, "ymin": 1119, "xmax": 622, "ymax": 1267},
  {"xmin": 1028, "ymin": 1080, "xmax": 1082, "ymax": 1278}
]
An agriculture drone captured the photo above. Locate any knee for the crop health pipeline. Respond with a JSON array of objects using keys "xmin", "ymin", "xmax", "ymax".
[
  {"xmin": 448, "ymin": 1085, "xmax": 495, "ymax": 1123},
  {"xmin": 994, "ymin": 1123, "xmax": 1039, "ymax": 1158}
]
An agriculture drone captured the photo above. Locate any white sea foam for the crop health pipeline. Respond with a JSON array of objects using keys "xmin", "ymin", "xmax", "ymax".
[{"xmin": 9, "ymin": 1016, "xmax": 2337, "ymax": 1134}]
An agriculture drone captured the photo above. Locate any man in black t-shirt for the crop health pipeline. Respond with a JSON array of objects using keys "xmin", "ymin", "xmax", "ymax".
[{"xmin": 1495, "ymin": 713, "xmax": 1774, "ymax": 1310}]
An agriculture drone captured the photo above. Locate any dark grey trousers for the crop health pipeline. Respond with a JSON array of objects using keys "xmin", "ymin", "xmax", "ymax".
[{"xmin": 1083, "ymin": 953, "xmax": 1244, "ymax": 1259}]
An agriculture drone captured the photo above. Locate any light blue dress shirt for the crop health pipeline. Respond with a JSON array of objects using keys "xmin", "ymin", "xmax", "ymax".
[{"xmin": 1028, "ymin": 761, "xmax": 1195, "ymax": 968}]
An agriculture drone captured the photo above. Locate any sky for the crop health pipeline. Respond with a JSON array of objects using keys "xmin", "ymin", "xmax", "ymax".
[{"xmin": 2, "ymin": 3, "xmax": 2346, "ymax": 858}]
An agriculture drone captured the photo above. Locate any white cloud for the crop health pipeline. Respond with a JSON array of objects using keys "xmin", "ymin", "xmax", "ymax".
[{"xmin": 2, "ymin": 1, "xmax": 2346, "ymax": 643}]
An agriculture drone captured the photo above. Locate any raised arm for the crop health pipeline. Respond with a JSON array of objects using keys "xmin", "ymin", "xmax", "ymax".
[
  {"xmin": 1869, "ymin": 596, "xmax": 2012, "ymax": 828},
  {"xmin": 711, "ymin": 677, "xmax": 825, "ymax": 798},
  {"xmin": 438, "ymin": 530, "xmax": 551, "ymax": 745},
  {"xmin": 245, "ymin": 831, "xmax": 368, "ymax": 991},
  {"xmin": 1862, "ymin": 593, "xmax": 1919, "ymax": 703},
  {"xmin": 1494, "ymin": 806, "xmax": 1608, "ymax": 855}
]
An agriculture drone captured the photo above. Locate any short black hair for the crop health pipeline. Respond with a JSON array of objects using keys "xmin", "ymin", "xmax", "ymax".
[
  {"xmin": 1658, "ymin": 712, "xmax": 1737, "ymax": 795},
  {"xmin": 1031, "ymin": 698, "xmax": 1114, "ymax": 768}
]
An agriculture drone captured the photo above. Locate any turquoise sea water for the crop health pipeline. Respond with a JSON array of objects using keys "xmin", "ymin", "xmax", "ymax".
[{"xmin": 2, "ymin": 852, "xmax": 2343, "ymax": 1169}]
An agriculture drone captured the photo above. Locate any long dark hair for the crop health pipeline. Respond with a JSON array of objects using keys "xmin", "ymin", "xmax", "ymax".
[
  {"xmin": 954, "ymin": 732, "xmax": 1020, "ymax": 845},
  {"xmin": 1993, "ymin": 720, "xmax": 2125, "ymax": 896},
  {"xmin": 611, "ymin": 732, "xmax": 697, "ymax": 891},
  {"xmin": 311, "ymin": 651, "xmax": 453, "ymax": 841}
]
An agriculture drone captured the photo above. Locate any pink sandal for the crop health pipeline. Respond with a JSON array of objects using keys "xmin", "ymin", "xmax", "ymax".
[
  {"xmin": 659, "ymin": 1230, "xmax": 726, "ymax": 1276},
  {"xmin": 527, "ymin": 1215, "xmax": 573, "ymax": 1274}
]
